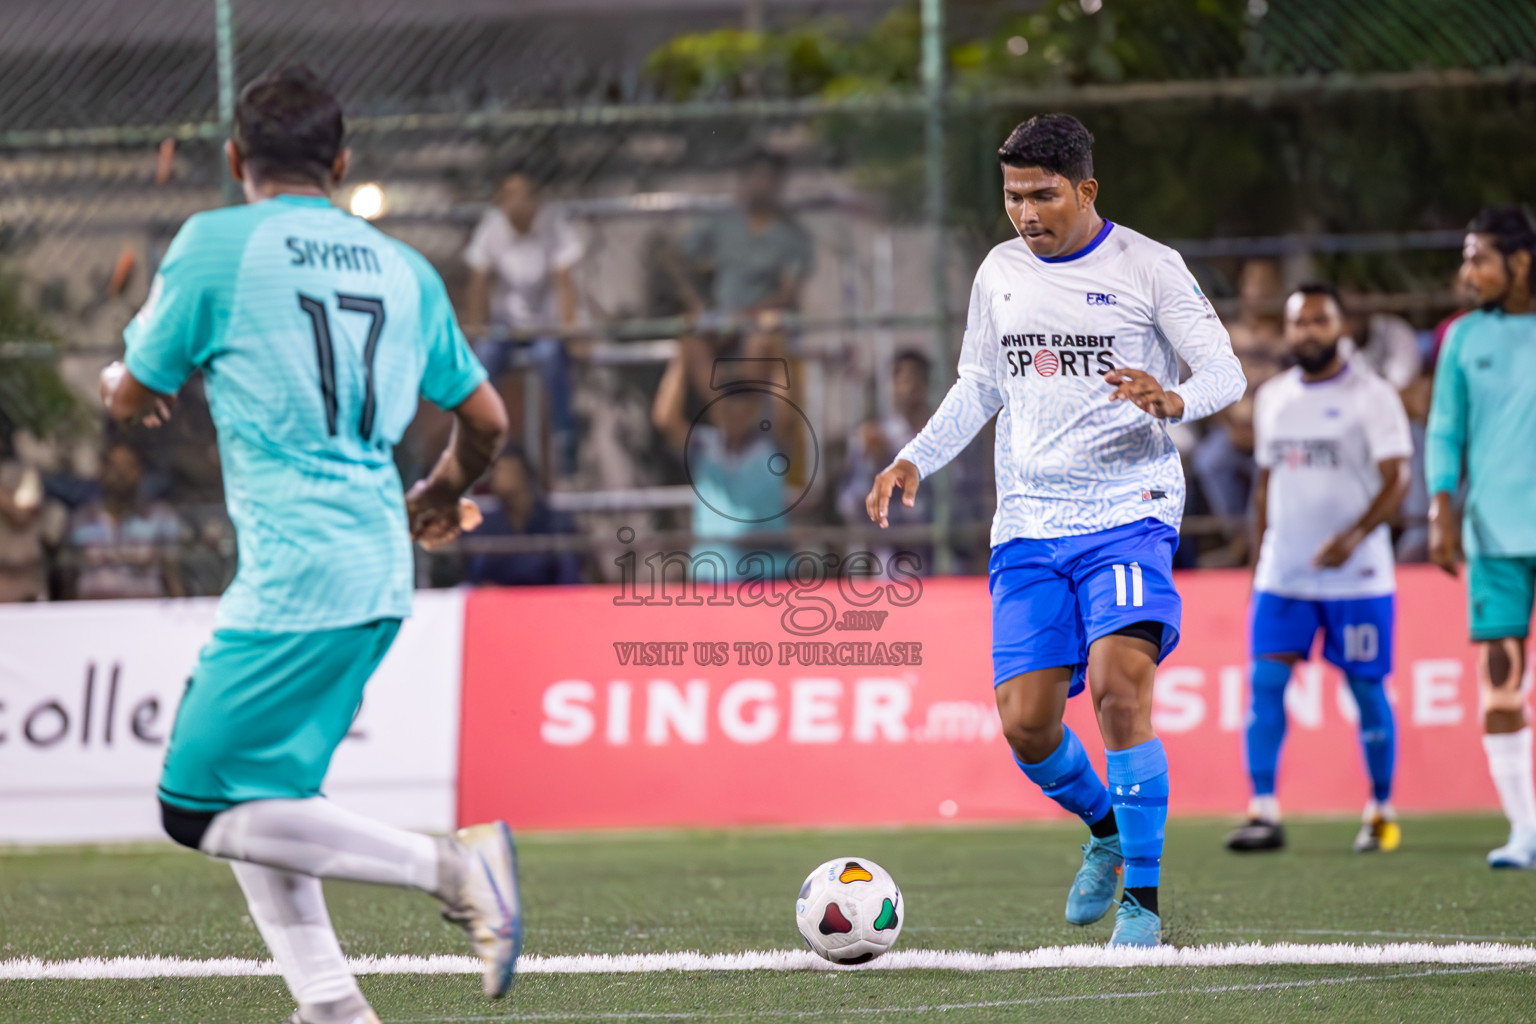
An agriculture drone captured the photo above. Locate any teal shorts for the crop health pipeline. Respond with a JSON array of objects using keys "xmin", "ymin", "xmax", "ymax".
[
  {"xmin": 158, "ymin": 618, "xmax": 402, "ymax": 812},
  {"xmin": 1468, "ymin": 555, "xmax": 1536, "ymax": 642}
]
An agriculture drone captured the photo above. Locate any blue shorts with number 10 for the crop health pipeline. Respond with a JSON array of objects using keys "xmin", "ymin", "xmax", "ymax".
[
  {"xmin": 989, "ymin": 518, "xmax": 1183, "ymax": 695},
  {"xmin": 1250, "ymin": 592, "xmax": 1394, "ymax": 680}
]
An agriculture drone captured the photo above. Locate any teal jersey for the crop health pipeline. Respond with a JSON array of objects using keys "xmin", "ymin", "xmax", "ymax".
[
  {"xmin": 1425, "ymin": 308, "xmax": 1536, "ymax": 558},
  {"xmin": 124, "ymin": 194, "xmax": 487, "ymax": 631}
]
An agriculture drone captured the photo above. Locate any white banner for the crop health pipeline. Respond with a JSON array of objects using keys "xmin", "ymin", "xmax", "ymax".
[{"xmin": 0, "ymin": 591, "xmax": 464, "ymax": 843}]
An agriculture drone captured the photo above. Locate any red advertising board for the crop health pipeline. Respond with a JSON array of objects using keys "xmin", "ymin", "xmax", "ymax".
[{"xmin": 458, "ymin": 566, "xmax": 1498, "ymax": 830}]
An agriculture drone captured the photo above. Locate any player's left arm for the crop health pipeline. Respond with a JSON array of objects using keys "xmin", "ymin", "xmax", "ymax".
[
  {"xmin": 1108, "ymin": 252, "xmax": 1245, "ymax": 421},
  {"xmin": 407, "ymin": 251, "xmax": 510, "ymax": 548},
  {"xmin": 1313, "ymin": 457, "xmax": 1410, "ymax": 567},
  {"xmin": 407, "ymin": 381, "xmax": 508, "ymax": 549},
  {"xmin": 1313, "ymin": 383, "xmax": 1415, "ymax": 568}
]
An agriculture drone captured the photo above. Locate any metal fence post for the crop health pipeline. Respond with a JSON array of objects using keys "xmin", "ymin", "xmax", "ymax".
[
  {"xmin": 921, "ymin": 0, "xmax": 953, "ymax": 575},
  {"xmin": 215, "ymin": 0, "xmax": 239, "ymax": 205}
]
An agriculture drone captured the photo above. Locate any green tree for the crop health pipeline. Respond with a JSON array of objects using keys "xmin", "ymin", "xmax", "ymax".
[
  {"xmin": 0, "ymin": 273, "xmax": 81, "ymax": 443},
  {"xmin": 643, "ymin": 0, "xmax": 1536, "ymax": 296}
]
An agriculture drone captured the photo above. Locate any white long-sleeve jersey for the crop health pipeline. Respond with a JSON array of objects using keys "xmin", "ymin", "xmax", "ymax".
[{"xmin": 898, "ymin": 221, "xmax": 1245, "ymax": 544}]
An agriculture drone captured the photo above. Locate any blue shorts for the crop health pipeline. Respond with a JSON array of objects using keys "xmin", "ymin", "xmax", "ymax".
[
  {"xmin": 1250, "ymin": 592, "xmax": 1394, "ymax": 679},
  {"xmin": 989, "ymin": 519, "xmax": 1183, "ymax": 695},
  {"xmin": 159, "ymin": 619, "xmax": 401, "ymax": 812}
]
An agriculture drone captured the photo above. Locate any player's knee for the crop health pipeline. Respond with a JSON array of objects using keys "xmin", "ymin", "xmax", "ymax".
[
  {"xmin": 1485, "ymin": 708, "xmax": 1527, "ymax": 735},
  {"xmin": 995, "ymin": 689, "xmax": 1062, "ymax": 762},
  {"xmin": 1094, "ymin": 688, "xmax": 1145, "ymax": 745},
  {"xmin": 994, "ymin": 683, "xmax": 1062, "ymax": 752},
  {"xmin": 1001, "ymin": 718, "xmax": 1061, "ymax": 764},
  {"xmin": 1483, "ymin": 638, "xmax": 1523, "ymax": 689},
  {"xmin": 160, "ymin": 800, "xmax": 217, "ymax": 851}
]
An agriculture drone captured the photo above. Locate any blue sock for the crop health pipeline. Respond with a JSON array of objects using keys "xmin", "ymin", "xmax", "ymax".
[
  {"xmin": 1346, "ymin": 674, "xmax": 1396, "ymax": 803},
  {"xmin": 1015, "ymin": 727, "xmax": 1112, "ymax": 828},
  {"xmin": 1245, "ymin": 659, "xmax": 1292, "ymax": 797},
  {"xmin": 1106, "ymin": 738, "xmax": 1169, "ymax": 890}
]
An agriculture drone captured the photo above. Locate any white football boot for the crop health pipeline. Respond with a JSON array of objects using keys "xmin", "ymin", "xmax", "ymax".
[
  {"xmin": 439, "ymin": 822, "xmax": 524, "ymax": 997},
  {"xmin": 1487, "ymin": 826, "xmax": 1536, "ymax": 869},
  {"xmin": 284, "ymin": 993, "xmax": 380, "ymax": 1024}
]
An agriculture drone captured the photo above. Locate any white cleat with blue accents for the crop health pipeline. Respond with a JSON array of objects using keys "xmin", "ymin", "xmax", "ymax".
[
  {"xmin": 1488, "ymin": 827, "xmax": 1536, "ymax": 870},
  {"xmin": 441, "ymin": 822, "xmax": 524, "ymax": 998}
]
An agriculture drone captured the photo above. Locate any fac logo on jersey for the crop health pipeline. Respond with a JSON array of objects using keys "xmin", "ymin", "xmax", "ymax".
[{"xmin": 1086, "ymin": 292, "xmax": 1117, "ymax": 306}]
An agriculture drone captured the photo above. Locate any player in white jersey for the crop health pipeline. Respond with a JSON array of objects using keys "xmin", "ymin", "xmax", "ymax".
[
  {"xmin": 866, "ymin": 114, "xmax": 1244, "ymax": 946},
  {"xmin": 1225, "ymin": 284, "xmax": 1412, "ymax": 855}
]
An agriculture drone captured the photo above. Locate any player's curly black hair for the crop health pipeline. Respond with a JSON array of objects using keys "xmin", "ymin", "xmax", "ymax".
[
  {"xmin": 235, "ymin": 65, "xmax": 344, "ymax": 186},
  {"xmin": 997, "ymin": 113, "xmax": 1095, "ymax": 184},
  {"xmin": 1467, "ymin": 205, "xmax": 1536, "ymax": 291}
]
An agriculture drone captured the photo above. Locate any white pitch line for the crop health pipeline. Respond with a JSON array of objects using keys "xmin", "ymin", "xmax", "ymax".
[
  {"xmin": 4, "ymin": 942, "xmax": 1536, "ymax": 981},
  {"xmin": 391, "ymin": 965, "xmax": 1532, "ymax": 1023}
]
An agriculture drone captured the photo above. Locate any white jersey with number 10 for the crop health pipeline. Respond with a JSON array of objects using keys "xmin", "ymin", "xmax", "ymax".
[{"xmin": 1253, "ymin": 360, "xmax": 1413, "ymax": 601}]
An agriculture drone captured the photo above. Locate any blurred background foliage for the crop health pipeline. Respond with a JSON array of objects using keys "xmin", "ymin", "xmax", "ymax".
[
  {"xmin": 0, "ymin": 273, "xmax": 82, "ymax": 444},
  {"xmin": 646, "ymin": 0, "xmax": 1536, "ymax": 98},
  {"xmin": 645, "ymin": 0, "xmax": 1536, "ymax": 287}
]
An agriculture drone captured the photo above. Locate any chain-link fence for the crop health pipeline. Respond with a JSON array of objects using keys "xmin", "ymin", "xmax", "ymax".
[{"xmin": 1, "ymin": 0, "xmax": 1533, "ymax": 601}]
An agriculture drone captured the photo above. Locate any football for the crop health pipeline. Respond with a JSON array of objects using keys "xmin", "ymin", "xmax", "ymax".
[{"xmin": 794, "ymin": 857, "xmax": 904, "ymax": 964}]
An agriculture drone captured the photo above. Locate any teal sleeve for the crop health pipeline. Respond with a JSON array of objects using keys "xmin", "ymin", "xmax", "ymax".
[
  {"xmin": 409, "ymin": 249, "xmax": 488, "ymax": 410},
  {"xmin": 1424, "ymin": 319, "xmax": 1468, "ymax": 496},
  {"xmin": 122, "ymin": 212, "xmax": 234, "ymax": 394}
]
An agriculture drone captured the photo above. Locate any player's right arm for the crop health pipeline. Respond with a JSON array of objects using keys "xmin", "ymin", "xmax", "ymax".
[
  {"xmin": 1249, "ymin": 467, "xmax": 1270, "ymax": 571},
  {"xmin": 866, "ymin": 273, "xmax": 1003, "ymax": 528},
  {"xmin": 104, "ymin": 214, "xmax": 227, "ymax": 427},
  {"xmin": 1248, "ymin": 383, "xmax": 1273, "ymax": 570},
  {"xmin": 650, "ymin": 351, "xmax": 690, "ymax": 450},
  {"xmin": 460, "ymin": 210, "xmax": 500, "ymax": 333},
  {"xmin": 101, "ymin": 361, "xmax": 175, "ymax": 428},
  {"xmin": 1425, "ymin": 319, "xmax": 1469, "ymax": 576}
]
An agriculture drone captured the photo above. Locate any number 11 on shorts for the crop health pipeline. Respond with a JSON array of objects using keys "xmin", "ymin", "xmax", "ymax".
[{"xmin": 1113, "ymin": 563, "xmax": 1144, "ymax": 608}]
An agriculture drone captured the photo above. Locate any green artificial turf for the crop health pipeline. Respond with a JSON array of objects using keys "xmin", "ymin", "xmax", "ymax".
[{"xmin": 2, "ymin": 814, "xmax": 1533, "ymax": 1023}]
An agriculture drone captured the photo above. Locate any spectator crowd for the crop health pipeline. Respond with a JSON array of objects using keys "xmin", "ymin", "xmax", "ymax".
[{"xmin": 0, "ymin": 158, "xmax": 1473, "ymax": 603}]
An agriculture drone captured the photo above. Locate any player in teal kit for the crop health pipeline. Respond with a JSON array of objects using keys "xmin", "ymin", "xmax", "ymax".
[
  {"xmin": 1426, "ymin": 206, "xmax": 1536, "ymax": 869},
  {"xmin": 101, "ymin": 68, "xmax": 515, "ymax": 1024}
]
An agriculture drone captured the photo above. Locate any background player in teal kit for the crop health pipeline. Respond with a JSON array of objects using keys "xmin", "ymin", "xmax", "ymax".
[
  {"xmin": 100, "ymin": 67, "xmax": 517, "ymax": 1024},
  {"xmin": 1427, "ymin": 206, "xmax": 1536, "ymax": 869}
]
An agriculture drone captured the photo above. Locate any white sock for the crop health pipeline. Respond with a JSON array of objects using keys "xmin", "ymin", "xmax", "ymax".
[
  {"xmin": 202, "ymin": 797, "xmax": 443, "ymax": 894},
  {"xmin": 1482, "ymin": 728, "xmax": 1536, "ymax": 832},
  {"xmin": 1248, "ymin": 795, "xmax": 1281, "ymax": 823},
  {"xmin": 231, "ymin": 861, "xmax": 360, "ymax": 1008}
]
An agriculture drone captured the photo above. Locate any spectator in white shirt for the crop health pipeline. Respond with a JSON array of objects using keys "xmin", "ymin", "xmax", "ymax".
[{"xmin": 463, "ymin": 172, "xmax": 584, "ymax": 476}]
